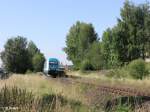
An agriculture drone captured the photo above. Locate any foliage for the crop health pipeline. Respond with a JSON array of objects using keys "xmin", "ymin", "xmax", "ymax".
[
  {"xmin": 86, "ymin": 42, "xmax": 104, "ymax": 70},
  {"xmin": 27, "ymin": 41, "xmax": 40, "ymax": 70},
  {"xmin": 65, "ymin": 1, "xmax": 150, "ymax": 70},
  {"xmin": 0, "ymin": 36, "xmax": 30, "ymax": 73},
  {"xmin": 0, "ymin": 37, "xmax": 45, "ymax": 73},
  {"xmin": 106, "ymin": 59, "xmax": 149, "ymax": 79},
  {"xmin": 26, "ymin": 69, "xmax": 33, "ymax": 74},
  {"xmin": 80, "ymin": 42, "xmax": 104, "ymax": 71},
  {"xmin": 101, "ymin": 1, "xmax": 150, "ymax": 69},
  {"xmin": 106, "ymin": 68, "xmax": 129, "ymax": 79},
  {"xmin": 27, "ymin": 41, "xmax": 40, "ymax": 57},
  {"xmin": 101, "ymin": 28, "xmax": 121, "ymax": 69},
  {"xmin": 146, "ymin": 63, "xmax": 150, "ymax": 74},
  {"xmin": 32, "ymin": 53, "xmax": 45, "ymax": 72},
  {"xmin": 63, "ymin": 1, "xmax": 150, "ymax": 70},
  {"xmin": 81, "ymin": 60, "xmax": 93, "ymax": 71},
  {"xmin": 119, "ymin": 1, "xmax": 150, "ymax": 60},
  {"xmin": 27, "ymin": 41, "xmax": 45, "ymax": 72},
  {"xmin": 127, "ymin": 59, "xmax": 149, "ymax": 79},
  {"xmin": 64, "ymin": 21, "xmax": 98, "ymax": 69}
]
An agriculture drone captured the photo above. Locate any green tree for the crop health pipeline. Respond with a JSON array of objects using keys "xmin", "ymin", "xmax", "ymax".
[
  {"xmin": 27, "ymin": 41, "xmax": 40, "ymax": 70},
  {"xmin": 27, "ymin": 41, "xmax": 40, "ymax": 57},
  {"xmin": 120, "ymin": 1, "xmax": 150, "ymax": 60},
  {"xmin": 64, "ymin": 21, "xmax": 98, "ymax": 69},
  {"xmin": 1, "ymin": 36, "xmax": 30, "ymax": 73},
  {"xmin": 86, "ymin": 42, "xmax": 104, "ymax": 70},
  {"xmin": 102, "ymin": 28, "xmax": 121, "ymax": 68},
  {"xmin": 27, "ymin": 41, "xmax": 45, "ymax": 72},
  {"xmin": 102, "ymin": 1, "xmax": 150, "ymax": 68},
  {"xmin": 32, "ymin": 53, "xmax": 45, "ymax": 72}
]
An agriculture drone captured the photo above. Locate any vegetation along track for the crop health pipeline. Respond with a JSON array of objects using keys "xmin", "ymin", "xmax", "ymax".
[
  {"xmin": 44, "ymin": 74, "xmax": 150, "ymax": 111},
  {"xmin": 58, "ymin": 75, "xmax": 150, "ymax": 111},
  {"xmin": 45, "ymin": 75, "xmax": 150, "ymax": 98}
]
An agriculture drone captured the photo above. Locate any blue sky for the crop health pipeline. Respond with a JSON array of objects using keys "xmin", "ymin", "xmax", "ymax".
[{"xmin": 0, "ymin": 0, "xmax": 148, "ymax": 65}]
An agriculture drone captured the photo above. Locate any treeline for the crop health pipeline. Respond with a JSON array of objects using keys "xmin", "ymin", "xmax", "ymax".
[
  {"xmin": 0, "ymin": 36, "xmax": 45, "ymax": 73},
  {"xmin": 64, "ymin": 1, "xmax": 150, "ymax": 70}
]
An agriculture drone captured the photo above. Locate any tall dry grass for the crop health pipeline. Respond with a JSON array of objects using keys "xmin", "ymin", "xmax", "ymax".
[
  {"xmin": 1, "ymin": 73, "xmax": 150, "ymax": 111},
  {"xmin": 0, "ymin": 74, "xmax": 87, "ymax": 104},
  {"xmin": 0, "ymin": 85, "xmax": 91, "ymax": 112},
  {"xmin": 67, "ymin": 70, "xmax": 150, "ymax": 93},
  {"xmin": 0, "ymin": 74, "xmax": 94, "ymax": 112}
]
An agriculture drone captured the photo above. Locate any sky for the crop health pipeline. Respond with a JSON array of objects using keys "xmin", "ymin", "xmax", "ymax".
[{"xmin": 0, "ymin": 0, "xmax": 149, "ymax": 66}]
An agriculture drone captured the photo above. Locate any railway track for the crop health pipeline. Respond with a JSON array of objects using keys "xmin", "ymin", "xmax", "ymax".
[
  {"xmin": 45, "ymin": 75, "xmax": 150, "ymax": 111},
  {"xmin": 45, "ymin": 74, "xmax": 150, "ymax": 98},
  {"xmin": 60, "ymin": 76, "xmax": 150, "ymax": 98},
  {"xmin": 68, "ymin": 76, "xmax": 150, "ymax": 111},
  {"xmin": 97, "ymin": 86, "xmax": 150, "ymax": 97}
]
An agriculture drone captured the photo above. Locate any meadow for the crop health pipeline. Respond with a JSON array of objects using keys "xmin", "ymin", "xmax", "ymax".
[{"xmin": 0, "ymin": 71, "xmax": 150, "ymax": 112}]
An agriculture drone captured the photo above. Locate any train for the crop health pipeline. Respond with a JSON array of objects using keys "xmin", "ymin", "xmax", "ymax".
[{"xmin": 43, "ymin": 58, "xmax": 65, "ymax": 77}]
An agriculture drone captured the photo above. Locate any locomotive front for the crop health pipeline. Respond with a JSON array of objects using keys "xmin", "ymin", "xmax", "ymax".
[{"xmin": 44, "ymin": 58, "xmax": 65, "ymax": 77}]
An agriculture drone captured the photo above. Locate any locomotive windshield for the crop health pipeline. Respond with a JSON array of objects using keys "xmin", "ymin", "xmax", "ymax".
[{"xmin": 49, "ymin": 61, "xmax": 58, "ymax": 65}]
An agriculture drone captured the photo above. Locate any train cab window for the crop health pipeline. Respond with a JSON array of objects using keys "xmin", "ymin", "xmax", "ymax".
[{"xmin": 49, "ymin": 62, "xmax": 58, "ymax": 65}]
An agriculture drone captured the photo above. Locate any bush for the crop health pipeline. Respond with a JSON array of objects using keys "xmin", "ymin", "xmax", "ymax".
[
  {"xmin": 81, "ymin": 60, "xmax": 93, "ymax": 71},
  {"xmin": 32, "ymin": 53, "xmax": 45, "ymax": 72},
  {"xmin": 26, "ymin": 69, "xmax": 33, "ymax": 74},
  {"xmin": 127, "ymin": 59, "xmax": 149, "ymax": 79},
  {"xmin": 106, "ymin": 68, "xmax": 129, "ymax": 79},
  {"xmin": 146, "ymin": 63, "xmax": 150, "ymax": 74}
]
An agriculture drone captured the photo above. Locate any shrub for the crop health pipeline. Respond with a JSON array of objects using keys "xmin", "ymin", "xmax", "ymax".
[
  {"xmin": 146, "ymin": 63, "xmax": 150, "ymax": 74},
  {"xmin": 127, "ymin": 59, "xmax": 149, "ymax": 79},
  {"xmin": 81, "ymin": 60, "xmax": 93, "ymax": 71},
  {"xmin": 106, "ymin": 68, "xmax": 129, "ymax": 79},
  {"xmin": 26, "ymin": 69, "xmax": 33, "ymax": 74},
  {"xmin": 32, "ymin": 53, "xmax": 45, "ymax": 72}
]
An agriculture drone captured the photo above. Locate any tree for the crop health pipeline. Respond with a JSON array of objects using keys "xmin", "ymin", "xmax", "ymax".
[
  {"xmin": 1, "ymin": 37, "xmax": 45, "ymax": 73},
  {"xmin": 32, "ymin": 53, "xmax": 45, "ymax": 72},
  {"xmin": 119, "ymin": 0, "xmax": 150, "ymax": 61},
  {"xmin": 102, "ymin": 28, "xmax": 121, "ymax": 68},
  {"xmin": 27, "ymin": 41, "xmax": 40, "ymax": 57},
  {"xmin": 102, "ymin": 0, "xmax": 150, "ymax": 68},
  {"xmin": 64, "ymin": 21, "xmax": 98, "ymax": 69},
  {"xmin": 27, "ymin": 41, "xmax": 40, "ymax": 70},
  {"xmin": 86, "ymin": 42, "xmax": 104, "ymax": 70},
  {"xmin": 1, "ymin": 36, "xmax": 30, "ymax": 73},
  {"xmin": 27, "ymin": 41, "xmax": 45, "ymax": 72}
]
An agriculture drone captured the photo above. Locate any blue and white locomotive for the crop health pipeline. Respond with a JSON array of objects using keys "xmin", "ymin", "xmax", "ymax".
[{"xmin": 44, "ymin": 58, "xmax": 65, "ymax": 77}]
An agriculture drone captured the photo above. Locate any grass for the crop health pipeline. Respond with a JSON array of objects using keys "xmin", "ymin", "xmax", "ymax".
[
  {"xmin": 0, "ymin": 72, "xmax": 150, "ymax": 111},
  {"xmin": 0, "ymin": 74, "xmax": 84, "ymax": 101},
  {"xmin": 0, "ymin": 74, "xmax": 96, "ymax": 111},
  {"xmin": 0, "ymin": 86, "xmax": 92, "ymax": 112},
  {"xmin": 0, "ymin": 75, "xmax": 95, "ymax": 112},
  {"xmin": 67, "ymin": 70, "xmax": 150, "ymax": 92}
]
